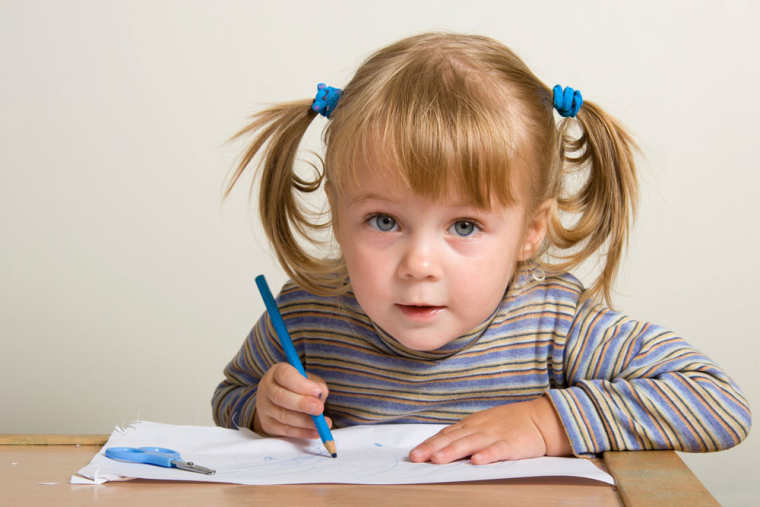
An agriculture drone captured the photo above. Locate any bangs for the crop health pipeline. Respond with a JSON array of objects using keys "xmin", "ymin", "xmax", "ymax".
[{"xmin": 325, "ymin": 54, "xmax": 527, "ymax": 209}]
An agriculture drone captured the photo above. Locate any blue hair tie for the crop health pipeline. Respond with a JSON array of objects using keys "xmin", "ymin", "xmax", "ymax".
[
  {"xmin": 311, "ymin": 83, "xmax": 342, "ymax": 118},
  {"xmin": 552, "ymin": 85, "xmax": 583, "ymax": 117}
]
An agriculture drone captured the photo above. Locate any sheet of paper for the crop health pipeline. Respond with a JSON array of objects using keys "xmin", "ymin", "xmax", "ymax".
[{"xmin": 73, "ymin": 421, "xmax": 613, "ymax": 485}]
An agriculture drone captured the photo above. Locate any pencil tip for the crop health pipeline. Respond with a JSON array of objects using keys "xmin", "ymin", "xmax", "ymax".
[{"xmin": 331, "ymin": 453, "xmax": 337, "ymax": 458}]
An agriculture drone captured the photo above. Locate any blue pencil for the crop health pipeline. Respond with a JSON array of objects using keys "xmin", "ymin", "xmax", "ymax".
[{"xmin": 254, "ymin": 275, "xmax": 337, "ymax": 458}]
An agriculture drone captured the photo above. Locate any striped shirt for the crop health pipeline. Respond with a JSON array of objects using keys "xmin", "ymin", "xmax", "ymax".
[{"xmin": 212, "ymin": 269, "xmax": 751, "ymax": 456}]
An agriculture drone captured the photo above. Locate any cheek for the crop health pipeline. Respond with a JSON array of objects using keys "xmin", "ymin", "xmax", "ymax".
[
  {"xmin": 448, "ymin": 237, "xmax": 519, "ymax": 301},
  {"xmin": 453, "ymin": 258, "xmax": 512, "ymax": 295},
  {"xmin": 342, "ymin": 242, "xmax": 391, "ymax": 296}
]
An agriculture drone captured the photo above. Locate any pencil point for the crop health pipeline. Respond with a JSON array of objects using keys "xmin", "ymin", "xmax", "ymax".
[{"xmin": 324, "ymin": 440, "xmax": 337, "ymax": 457}]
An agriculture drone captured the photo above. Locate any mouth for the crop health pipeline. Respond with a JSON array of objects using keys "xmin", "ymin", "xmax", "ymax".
[{"xmin": 395, "ymin": 304, "xmax": 446, "ymax": 321}]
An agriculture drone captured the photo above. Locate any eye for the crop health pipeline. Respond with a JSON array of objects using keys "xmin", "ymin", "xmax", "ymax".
[
  {"xmin": 450, "ymin": 220, "xmax": 479, "ymax": 237},
  {"xmin": 368, "ymin": 214, "xmax": 397, "ymax": 232}
]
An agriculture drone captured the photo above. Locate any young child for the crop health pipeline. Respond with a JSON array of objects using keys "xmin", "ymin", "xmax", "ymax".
[{"xmin": 212, "ymin": 32, "xmax": 750, "ymax": 464}]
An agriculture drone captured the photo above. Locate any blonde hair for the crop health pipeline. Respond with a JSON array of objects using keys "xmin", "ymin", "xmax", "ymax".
[{"xmin": 225, "ymin": 32, "xmax": 638, "ymax": 306}]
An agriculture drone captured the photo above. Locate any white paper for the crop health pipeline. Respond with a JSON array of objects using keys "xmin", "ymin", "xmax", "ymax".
[{"xmin": 73, "ymin": 421, "xmax": 613, "ymax": 485}]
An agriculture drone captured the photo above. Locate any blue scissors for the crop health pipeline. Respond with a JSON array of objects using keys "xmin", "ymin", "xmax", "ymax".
[{"xmin": 105, "ymin": 447, "xmax": 215, "ymax": 475}]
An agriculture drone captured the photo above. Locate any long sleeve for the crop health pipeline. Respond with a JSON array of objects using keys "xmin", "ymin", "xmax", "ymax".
[
  {"xmin": 547, "ymin": 299, "xmax": 752, "ymax": 457},
  {"xmin": 212, "ymin": 312, "xmax": 287, "ymax": 429}
]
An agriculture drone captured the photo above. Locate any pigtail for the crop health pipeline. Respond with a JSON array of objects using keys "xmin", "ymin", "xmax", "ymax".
[
  {"xmin": 225, "ymin": 100, "xmax": 341, "ymax": 295},
  {"xmin": 543, "ymin": 101, "xmax": 639, "ymax": 306}
]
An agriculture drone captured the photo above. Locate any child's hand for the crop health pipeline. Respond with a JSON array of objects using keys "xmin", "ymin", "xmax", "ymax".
[
  {"xmin": 253, "ymin": 362, "xmax": 332, "ymax": 439},
  {"xmin": 409, "ymin": 395, "xmax": 572, "ymax": 464}
]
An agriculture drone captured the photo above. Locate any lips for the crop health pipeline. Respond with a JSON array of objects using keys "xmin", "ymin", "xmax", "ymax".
[{"xmin": 396, "ymin": 304, "xmax": 446, "ymax": 320}]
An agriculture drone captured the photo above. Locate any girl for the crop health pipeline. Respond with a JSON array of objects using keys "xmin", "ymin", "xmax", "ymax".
[{"xmin": 212, "ymin": 33, "xmax": 750, "ymax": 464}]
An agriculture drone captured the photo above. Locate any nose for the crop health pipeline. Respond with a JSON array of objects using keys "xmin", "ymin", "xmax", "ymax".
[{"xmin": 397, "ymin": 234, "xmax": 442, "ymax": 281}]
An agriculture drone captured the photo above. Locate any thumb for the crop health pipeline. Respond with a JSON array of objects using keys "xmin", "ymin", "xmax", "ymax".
[{"xmin": 306, "ymin": 372, "xmax": 329, "ymax": 400}]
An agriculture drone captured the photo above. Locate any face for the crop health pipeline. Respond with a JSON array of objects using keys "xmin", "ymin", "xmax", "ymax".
[{"xmin": 330, "ymin": 167, "xmax": 548, "ymax": 352}]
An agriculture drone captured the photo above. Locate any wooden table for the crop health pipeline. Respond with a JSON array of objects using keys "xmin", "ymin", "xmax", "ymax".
[{"xmin": 1, "ymin": 434, "xmax": 718, "ymax": 506}]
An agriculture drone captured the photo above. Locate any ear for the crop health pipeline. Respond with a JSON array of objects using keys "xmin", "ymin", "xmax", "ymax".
[{"xmin": 517, "ymin": 199, "xmax": 553, "ymax": 261}]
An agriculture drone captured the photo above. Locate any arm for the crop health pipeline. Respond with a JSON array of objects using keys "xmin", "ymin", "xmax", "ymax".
[
  {"xmin": 212, "ymin": 303, "xmax": 331, "ymax": 436},
  {"xmin": 547, "ymin": 299, "xmax": 751, "ymax": 457},
  {"xmin": 410, "ymin": 298, "xmax": 750, "ymax": 464},
  {"xmin": 211, "ymin": 315, "xmax": 275, "ymax": 429}
]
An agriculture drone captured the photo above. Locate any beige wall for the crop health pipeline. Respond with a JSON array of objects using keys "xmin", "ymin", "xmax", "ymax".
[{"xmin": 1, "ymin": 1, "xmax": 757, "ymax": 504}]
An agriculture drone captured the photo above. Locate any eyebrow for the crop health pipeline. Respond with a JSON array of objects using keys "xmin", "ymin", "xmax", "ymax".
[
  {"xmin": 348, "ymin": 192, "xmax": 487, "ymax": 212},
  {"xmin": 348, "ymin": 193, "xmax": 392, "ymax": 206}
]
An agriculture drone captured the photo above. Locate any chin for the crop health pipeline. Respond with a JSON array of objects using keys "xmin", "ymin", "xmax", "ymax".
[{"xmin": 395, "ymin": 333, "xmax": 455, "ymax": 351}]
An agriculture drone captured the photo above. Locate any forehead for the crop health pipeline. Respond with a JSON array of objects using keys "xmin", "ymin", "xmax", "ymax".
[
  {"xmin": 324, "ymin": 81, "xmax": 533, "ymax": 210},
  {"xmin": 331, "ymin": 144, "xmax": 530, "ymax": 211}
]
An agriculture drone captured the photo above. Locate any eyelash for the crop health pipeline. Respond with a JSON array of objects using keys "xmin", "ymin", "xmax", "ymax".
[
  {"xmin": 449, "ymin": 220, "xmax": 481, "ymax": 237},
  {"xmin": 367, "ymin": 214, "xmax": 398, "ymax": 232},
  {"xmin": 366, "ymin": 214, "xmax": 482, "ymax": 237}
]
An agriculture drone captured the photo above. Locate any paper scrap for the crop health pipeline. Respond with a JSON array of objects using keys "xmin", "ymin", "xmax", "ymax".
[{"xmin": 74, "ymin": 420, "xmax": 613, "ymax": 486}]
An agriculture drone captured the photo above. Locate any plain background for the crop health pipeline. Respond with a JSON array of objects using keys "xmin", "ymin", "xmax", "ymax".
[{"xmin": 1, "ymin": 1, "xmax": 757, "ymax": 503}]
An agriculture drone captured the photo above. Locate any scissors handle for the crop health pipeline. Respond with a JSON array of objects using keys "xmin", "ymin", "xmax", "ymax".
[{"xmin": 105, "ymin": 447, "xmax": 179, "ymax": 468}]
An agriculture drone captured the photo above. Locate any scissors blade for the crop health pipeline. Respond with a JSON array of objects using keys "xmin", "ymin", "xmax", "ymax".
[{"xmin": 171, "ymin": 459, "xmax": 216, "ymax": 475}]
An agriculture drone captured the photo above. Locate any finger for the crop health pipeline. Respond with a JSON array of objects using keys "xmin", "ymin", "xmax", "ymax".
[
  {"xmin": 259, "ymin": 415, "xmax": 321, "ymax": 440},
  {"xmin": 437, "ymin": 423, "xmax": 461, "ymax": 435},
  {"xmin": 272, "ymin": 363, "xmax": 324, "ymax": 398},
  {"xmin": 266, "ymin": 380, "xmax": 325, "ymax": 416},
  {"xmin": 257, "ymin": 396, "xmax": 334, "ymax": 435},
  {"xmin": 409, "ymin": 426, "xmax": 472, "ymax": 462},
  {"xmin": 260, "ymin": 397, "xmax": 323, "ymax": 429},
  {"xmin": 471, "ymin": 440, "xmax": 521, "ymax": 465},
  {"xmin": 429, "ymin": 433, "xmax": 496, "ymax": 464},
  {"xmin": 471, "ymin": 429, "xmax": 548, "ymax": 464},
  {"xmin": 260, "ymin": 406, "xmax": 333, "ymax": 435}
]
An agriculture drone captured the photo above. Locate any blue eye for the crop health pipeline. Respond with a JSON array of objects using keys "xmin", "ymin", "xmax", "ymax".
[
  {"xmin": 369, "ymin": 214, "xmax": 397, "ymax": 232},
  {"xmin": 450, "ymin": 220, "xmax": 478, "ymax": 237}
]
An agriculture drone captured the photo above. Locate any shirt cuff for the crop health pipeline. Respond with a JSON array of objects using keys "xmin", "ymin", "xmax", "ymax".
[
  {"xmin": 231, "ymin": 388, "xmax": 259, "ymax": 430},
  {"xmin": 547, "ymin": 387, "xmax": 612, "ymax": 457}
]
